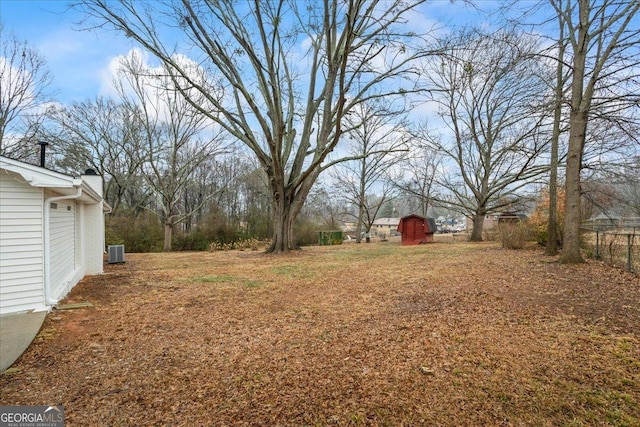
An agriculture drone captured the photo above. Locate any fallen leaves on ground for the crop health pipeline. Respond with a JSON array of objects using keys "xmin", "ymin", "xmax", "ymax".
[{"xmin": 1, "ymin": 242, "xmax": 639, "ymax": 426}]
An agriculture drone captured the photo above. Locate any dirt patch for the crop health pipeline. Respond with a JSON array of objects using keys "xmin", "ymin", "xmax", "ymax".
[{"xmin": 1, "ymin": 242, "xmax": 639, "ymax": 426}]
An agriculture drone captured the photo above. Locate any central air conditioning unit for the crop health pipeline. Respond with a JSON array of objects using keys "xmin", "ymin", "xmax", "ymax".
[{"xmin": 108, "ymin": 245, "xmax": 125, "ymax": 264}]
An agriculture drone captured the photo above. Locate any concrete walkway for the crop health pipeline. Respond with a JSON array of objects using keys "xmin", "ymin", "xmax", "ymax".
[{"xmin": 0, "ymin": 311, "xmax": 47, "ymax": 372}]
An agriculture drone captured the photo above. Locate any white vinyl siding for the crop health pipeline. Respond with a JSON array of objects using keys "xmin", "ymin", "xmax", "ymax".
[
  {"xmin": 0, "ymin": 173, "xmax": 45, "ymax": 314},
  {"xmin": 75, "ymin": 205, "xmax": 83, "ymax": 269},
  {"xmin": 49, "ymin": 200, "xmax": 76, "ymax": 300},
  {"xmin": 1, "ymin": 158, "xmax": 106, "ymax": 315}
]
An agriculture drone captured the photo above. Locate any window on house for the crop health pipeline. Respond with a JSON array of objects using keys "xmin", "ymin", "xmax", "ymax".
[{"xmin": 50, "ymin": 202, "xmax": 57, "ymax": 209}]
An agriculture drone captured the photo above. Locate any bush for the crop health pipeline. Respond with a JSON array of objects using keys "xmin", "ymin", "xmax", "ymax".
[
  {"xmin": 528, "ymin": 187, "xmax": 565, "ymax": 248},
  {"xmin": 106, "ymin": 213, "xmax": 164, "ymax": 252},
  {"xmin": 209, "ymin": 237, "xmax": 270, "ymax": 252},
  {"xmin": 495, "ymin": 222, "xmax": 532, "ymax": 250},
  {"xmin": 294, "ymin": 217, "xmax": 319, "ymax": 247},
  {"xmin": 173, "ymin": 228, "xmax": 212, "ymax": 251}
]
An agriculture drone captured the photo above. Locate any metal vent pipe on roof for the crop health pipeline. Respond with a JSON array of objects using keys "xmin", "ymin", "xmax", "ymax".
[{"xmin": 38, "ymin": 140, "xmax": 49, "ymax": 168}]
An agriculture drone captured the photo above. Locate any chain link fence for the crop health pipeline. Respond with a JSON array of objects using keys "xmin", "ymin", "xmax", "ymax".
[{"xmin": 581, "ymin": 217, "xmax": 640, "ymax": 274}]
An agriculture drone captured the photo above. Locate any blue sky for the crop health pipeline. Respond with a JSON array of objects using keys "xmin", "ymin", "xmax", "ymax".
[
  {"xmin": 1, "ymin": 0, "xmax": 137, "ymax": 103},
  {"xmin": 0, "ymin": 0, "xmax": 501, "ymax": 105}
]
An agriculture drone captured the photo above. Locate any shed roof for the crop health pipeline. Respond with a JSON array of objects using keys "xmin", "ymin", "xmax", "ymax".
[{"xmin": 397, "ymin": 214, "xmax": 437, "ymax": 233}]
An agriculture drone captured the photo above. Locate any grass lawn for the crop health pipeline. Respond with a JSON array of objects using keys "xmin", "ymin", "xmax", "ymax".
[{"xmin": 1, "ymin": 241, "xmax": 639, "ymax": 426}]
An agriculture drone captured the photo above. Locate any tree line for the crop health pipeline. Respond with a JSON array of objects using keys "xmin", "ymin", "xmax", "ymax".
[{"xmin": 1, "ymin": 0, "xmax": 639, "ymax": 261}]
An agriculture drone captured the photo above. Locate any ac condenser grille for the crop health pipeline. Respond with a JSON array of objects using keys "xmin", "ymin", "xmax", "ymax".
[{"xmin": 108, "ymin": 245, "xmax": 125, "ymax": 264}]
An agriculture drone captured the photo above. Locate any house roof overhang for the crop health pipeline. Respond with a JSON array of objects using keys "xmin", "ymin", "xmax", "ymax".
[
  {"xmin": 0, "ymin": 156, "xmax": 103, "ymax": 204},
  {"xmin": 372, "ymin": 217, "xmax": 401, "ymax": 226}
]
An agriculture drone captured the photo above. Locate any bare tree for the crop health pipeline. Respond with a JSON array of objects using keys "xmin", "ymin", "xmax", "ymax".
[
  {"xmin": 502, "ymin": 0, "xmax": 570, "ymax": 254},
  {"xmin": 302, "ymin": 184, "xmax": 346, "ymax": 231},
  {"xmin": 329, "ymin": 102, "xmax": 409, "ymax": 243},
  {"xmin": 615, "ymin": 158, "xmax": 640, "ymax": 216},
  {"xmin": 181, "ymin": 155, "xmax": 232, "ymax": 233},
  {"xmin": 544, "ymin": 0, "xmax": 570, "ymax": 255},
  {"xmin": 552, "ymin": 0, "xmax": 640, "ymax": 263},
  {"xmin": 115, "ymin": 53, "xmax": 227, "ymax": 251},
  {"xmin": 335, "ymin": 176, "xmax": 398, "ymax": 242},
  {"xmin": 394, "ymin": 144, "xmax": 442, "ymax": 218},
  {"xmin": 45, "ymin": 97, "xmax": 151, "ymax": 214},
  {"xmin": 77, "ymin": 0, "xmax": 434, "ymax": 253},
  {"xmin": 420, "ymin": 28, "xmax": 551, "ymax": 241},
  {"xmin": 236, "ymin": 160, "xmax": 272, "ymax": 239},
  {"xmin": 577, "ymin": 121, "xmax": 640, "ymax": 220},
  {"xmin": 0, "ymin": 24, "xmax": 53, "ymax": 159}
]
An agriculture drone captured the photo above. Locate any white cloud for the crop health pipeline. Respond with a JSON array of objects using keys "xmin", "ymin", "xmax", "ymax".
[
  {"xmin": 97, "ymin": 48, "xmax": 225, "ymax": 138},
  {"xmin": 28, "ymin": 25, "xmax": 138, "ymax": 103}
]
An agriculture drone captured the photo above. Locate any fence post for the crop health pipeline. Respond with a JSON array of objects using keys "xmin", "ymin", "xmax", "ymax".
[
  {"xmin": 595, "ymin": 230, "xmax": 600, "ymax": 260},
  {"xmin": 628, "ymin": 233, "xmax": 632, "ymax": 272}
]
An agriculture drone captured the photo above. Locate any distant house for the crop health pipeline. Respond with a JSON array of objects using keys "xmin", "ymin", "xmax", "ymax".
[
  {"xmin": 465, "ymin": 211, "xmax": 528, "ymax": 233},
  {"xmin": 397, "ymin": 215, "xmax": 437, "ymax": 245},
  {"xmin": 0, "ymin": 156, "xmax": 110, "ymax": 315},
  {"xmin": 372, "ymin": 217, "xmax": 401, "ymax": 237},
  {"xmin": 584, "ymin": 212, "xmax": 640, "ymax": 231}
]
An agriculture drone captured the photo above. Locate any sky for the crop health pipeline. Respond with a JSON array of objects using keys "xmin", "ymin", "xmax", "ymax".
[
  {"xmin": 1, "ymin": 0, "xmax": 139, "ymax": 103},
  {"xmin": 0, "ymin": 0, "xmax": 500, "ymax": 105}
]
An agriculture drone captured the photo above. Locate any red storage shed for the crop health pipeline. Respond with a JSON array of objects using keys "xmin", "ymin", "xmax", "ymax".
[{"xmin": 397, "ymin": 214, "xmax": 437, "ymax": 245}]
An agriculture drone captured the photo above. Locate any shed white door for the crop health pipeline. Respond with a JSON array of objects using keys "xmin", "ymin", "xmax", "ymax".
[{"xmin": 49, "ymin": 201, "xmax": 76, "ymax": 299}]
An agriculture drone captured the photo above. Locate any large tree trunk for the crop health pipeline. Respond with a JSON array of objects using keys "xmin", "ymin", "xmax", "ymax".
[
  {"xmin": 355, "ymin": 202, "xmax": 365, "ymax": 243},
  {"xmin": 560, "ymin": 1, "xmax": 588, "ymax": 264},
  {"xmin": 545, "ymin": 176, "xmax": 559, "ymax": 255},
  {"xmin": 546, "ymin": 17, "xmax": 565, "ymax": 256},
  {"xmin": 163, "ymin": 221, "xmax": 173, "ymax": 252},
  {"xmin": 469, "ymin": 212, "xmax": 485, "ymax": 242},
  {"xmin": 265, "ymin": 172, "xmax": 313, "ymax": 254},
  {"xmin": 561, "ymin": 110, "xmax": 587, "ymax": 263},
  {"xmin": 546, "ymin": 121, "xmax": 560, "ymax": 254},
  {"xmin": 267, "ymin": 179, "xmax": 294, "ymax": 253},
  {"xmin": 268, "ymin": 207, "xmax": 294, "ymax": 253}
]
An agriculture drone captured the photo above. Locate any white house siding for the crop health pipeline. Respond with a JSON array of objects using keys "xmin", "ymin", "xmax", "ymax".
[
  {"xmin": 1, "ymin": 157, "xmax": 108, "ymax": 314},
  {"xmin": 49, "ymin": 199, "xmax": 78, "ymax": 301},
  {"xmin": 0, "ymin": 172, "xmax": 45, "ymax": 315},
  {"xmin": 81, "ymin": 174, "xmax": 105, "ymax": 275},
  {"xmin": 81, "ymin": 203, "xmax": 103, "ymax": 275},
  {"xmin": 75, "ymin": 204, "xmax": 83, "ymax": 270}
]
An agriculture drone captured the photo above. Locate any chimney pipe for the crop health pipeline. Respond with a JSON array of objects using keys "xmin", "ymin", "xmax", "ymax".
[{"xmin": 38, "ymin": 140, "xmax": 49, "ymax": 168}]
